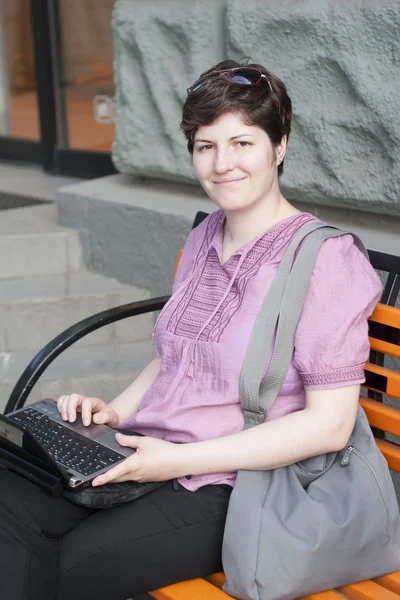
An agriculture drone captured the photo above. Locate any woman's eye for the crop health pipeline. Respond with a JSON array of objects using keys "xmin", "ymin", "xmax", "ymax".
[
  {"xmin": 236, "ymin": 141, "xmax": 250, "ymax": 147},
  {"xmin": 198, "ymin": 145, "xmax": 213, "ymax": 152}
]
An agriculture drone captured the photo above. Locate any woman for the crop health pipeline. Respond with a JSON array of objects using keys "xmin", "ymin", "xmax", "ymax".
[{"xmin": 0, "ymin": 60, "xmax": 382, "ymax": 600}]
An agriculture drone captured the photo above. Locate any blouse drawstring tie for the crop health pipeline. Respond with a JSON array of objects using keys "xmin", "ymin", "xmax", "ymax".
[{"xmin": 186, "ymin": 251, "xmax": 247, "ymax": 377}]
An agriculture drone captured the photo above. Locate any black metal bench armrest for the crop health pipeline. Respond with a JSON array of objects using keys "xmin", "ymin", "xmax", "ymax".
[
  {"xmin": 4, "ymin": 296, "xmax": 170, "ymax": 414},
  {"xmin": 368, "ymin": 249, "xmax": 400, "ymax": 307}
]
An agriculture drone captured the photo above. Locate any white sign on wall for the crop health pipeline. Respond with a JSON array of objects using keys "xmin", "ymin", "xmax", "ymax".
[{"xmin": 93, "ymin": 95, "xmax": 116, "ymax": 124}]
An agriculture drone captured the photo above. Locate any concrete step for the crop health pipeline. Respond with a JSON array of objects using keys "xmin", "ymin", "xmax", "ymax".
[
  {"xmin": 0, "ymin": 162, "xmax": 80, "ymax": 210},
  {"xmin": 0, "ymin": 270, "xmax": 156, "ymax": 351},
  {"xmin": 0, "ymin": 204, "xmax": 83, "ymax": 277},
  {"xmin": 0, "ymin": 339, "xmax": 157, "ymax": 413}
]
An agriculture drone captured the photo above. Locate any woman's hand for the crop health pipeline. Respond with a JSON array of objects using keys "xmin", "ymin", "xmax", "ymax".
[
  {"xmin": 91, "ymin": 434, "xmax": 183, "ymax": 486},
  {"xmin": 57, "ymin": 393, "xmax": 120, "ymax": 428}
]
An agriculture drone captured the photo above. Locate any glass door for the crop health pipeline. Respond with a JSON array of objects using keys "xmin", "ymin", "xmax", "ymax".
[
  {"xmin": 0, "ymin": 0, "xmax": 117, "ymax": 177},
  {"xmin": 57, "ymin": 0, "xmax": 116, "ymax": 153},
  {"xmin": 0, "ymin": 0, "xmax": 41, "ymax": 162},
  {"xmin": 37, "ymin": 0, "xmax": 117, "ymax": 176}
]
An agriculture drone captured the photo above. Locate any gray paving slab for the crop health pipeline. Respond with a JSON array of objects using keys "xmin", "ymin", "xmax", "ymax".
[
  {"xmin": 67, "ymin": 231, "xmax": 83, "ymax": 272},
  {"xmin": 0, "ymin": 163, "xmax": 80, "ymax": 203},
  {"xmin": 0, "ymin": 231, "xmax": 69, "ymax": 278},
  {"xmin": 0, "ymin": 273, "xmax": 67, "ymax": 304},
  {"xmin": 67, "ymin": 272, "xmax": 138, "ymax": 297},
  {"xmin": 0, "ymin": 382, "xmax": 13, "ymax": 412},
  {"xmin": 0, "ymin": 340, "xmax": 155, "ymax": 386},
  {"xmin": 0, "ymin": 204, "xmax": 85, "ymax": 278},
  {"xmin": 4, "ymin": 295, "xmax": 114, "ymax": 350},
  {"xmin": 0, "ymin": 305, "xmax": 5, "ymax": 352},
  {"xmin": 0, "ymin": 272, "xmax": 147, "ymax": 304},
  {"xmin": 0, "ymin": 272, "xmax": 154, "ymax": 350},
  {"xmin": 110, "ymin": 291, "xmax": 156, "ymax": 344},
  {"xmin": 0, "ymin": 204, "xmax": 61, "ymax": 234}
]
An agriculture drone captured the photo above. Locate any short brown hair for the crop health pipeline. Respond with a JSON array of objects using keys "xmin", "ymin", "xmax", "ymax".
[{"xmin": 181, "ymin": 60, "xmax": 292, "ymax": 176}]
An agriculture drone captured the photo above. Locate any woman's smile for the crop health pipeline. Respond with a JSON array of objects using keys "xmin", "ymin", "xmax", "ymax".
[{"xmin": 213, "ymin": 177, "xmax": 247, "ymax": 186}]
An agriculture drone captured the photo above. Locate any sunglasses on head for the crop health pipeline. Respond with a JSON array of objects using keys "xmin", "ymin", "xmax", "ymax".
[{"xmin": 187, "ymin": 66, "xmax": 274, "ymax": 95}]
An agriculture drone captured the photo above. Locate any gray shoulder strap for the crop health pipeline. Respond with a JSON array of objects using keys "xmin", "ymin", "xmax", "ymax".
[{"xmin": 240, "ymin": 222, "xmax": 367, "ymax": 428}]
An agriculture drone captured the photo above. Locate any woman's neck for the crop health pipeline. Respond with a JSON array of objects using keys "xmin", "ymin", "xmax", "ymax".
[{"xmin": 223, "ymin": 195, "xmax": 300, "ymax": 253}]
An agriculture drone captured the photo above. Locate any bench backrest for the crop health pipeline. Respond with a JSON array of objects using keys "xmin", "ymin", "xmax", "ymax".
[
  {"xmin": 364, "ymin": 247, "xmax": 400, "ymax": 472},
  {"xmin": 180, "ymin": 212, "xmax": 400, "ymax": 473}
]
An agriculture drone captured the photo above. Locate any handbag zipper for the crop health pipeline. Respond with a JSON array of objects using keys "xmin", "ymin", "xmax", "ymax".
[{"xmin": 341, "ymin": 446, "xmax": 390, "ymax": 537}]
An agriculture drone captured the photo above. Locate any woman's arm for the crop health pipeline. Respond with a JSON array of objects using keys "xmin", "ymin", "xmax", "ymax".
[
  {"xmin": 93, "ymin": 384, "xmax": 360, "ymax": 485},
  {"xmin": 178, "ymin": 384, "xmax": 360, "ymax": 477},
  {"xmin": 109, "ymin": 356, "xmax": 161, "ymax": 423},
  {"xmin": 57, "ymin": 356, "xmax": 161, "ymax": 427}
]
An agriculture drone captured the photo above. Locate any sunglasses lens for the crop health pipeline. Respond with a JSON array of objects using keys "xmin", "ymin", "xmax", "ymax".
[
  {"xmin": 230, "ymin": 68, "xmax": 261, "ymax": 85},
  {"xmin": 192, "ymin": 79, "xmax": 206, "ymax": 92},
  {"xmin": 190, "ymin": 73, "xmax": 218, "ymax": 93},
  {"xmin": 188, "ymin": 68, "xmax": 262, "ymax": 94}
]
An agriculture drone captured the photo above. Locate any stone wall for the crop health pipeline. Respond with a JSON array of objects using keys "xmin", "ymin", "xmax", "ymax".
[{"xmin": 112, "ymin": 0, "xmax": 400, "ymax": 217}]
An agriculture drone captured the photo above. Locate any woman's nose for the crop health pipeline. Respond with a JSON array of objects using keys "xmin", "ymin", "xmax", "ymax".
[{"xmin": 213, "ymin": 149, "xmax": 235, "ymax": 173}]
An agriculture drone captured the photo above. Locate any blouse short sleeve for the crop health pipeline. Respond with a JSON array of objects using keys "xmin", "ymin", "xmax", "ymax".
[{"xmin": 293, "ymin": 234, "xmax": 383, "ymax": 390}]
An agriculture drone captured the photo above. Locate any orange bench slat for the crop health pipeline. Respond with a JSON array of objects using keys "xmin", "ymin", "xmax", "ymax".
[
  {"xmin": 369, "ymin": 304, "xmax": 400, "ymax": 359},
  {"xmin": 364, "ymin": 364, "xmax": 400, "ymax": 400},
  {"xmin": 338, "ymin": 579, "xmax": 400, "ymax": 599},
  {"xmin": 374, "ymin": 572, "xmax": 400, "ymax": 595},
  {"xmin": 149, "ymin": 578, "xmax": 231, "ymax": 600},
  {"xmin": 298, "ymin": 591, "xmax": 350, "ymax": 600},
  {"xmin": 370, "ymin": 304, "xmax": 400, "ymax": 329},
  {"xmin": 360, "ymin": 398, "xmax": 400, "ymax": 437},
  {"xmin": 369, "ymin": 339, "xmax": 400, "ymax": 360},
  {"xmin": 376, "ymin": 439, "xmax": 400, "ymax": 472},
  {"xmin": 205, "ymin": 572, "xmax": 400, "ymax": 600},
  {"xmin": 151, "ymin": 578, "xmax": 400, "ymax": 600},
  {"xmin": 173, "ymin": 249, "xmax": 183, "ymax": 281},
  {"xmin": 205, "ymin": 572, "xmax": 226, "ymax": 588}
]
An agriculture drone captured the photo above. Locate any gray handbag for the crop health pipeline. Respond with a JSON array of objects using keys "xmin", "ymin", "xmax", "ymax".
[{"xmin": 222, "ymin": 222, "xmax": 400, "ymax": 600}]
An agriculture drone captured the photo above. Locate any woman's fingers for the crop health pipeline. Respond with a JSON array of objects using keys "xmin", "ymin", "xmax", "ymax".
[
  {"xmin": 63, "ymin": 395, "xmax": 74, "ymax": 421},
  {"xmin": 92, "ymin": 407, "xmax": 112, "ymax": 425},
  {"xmin": 92, "ymin": 459, "xmax": 132, "ymax": 486},
  {"xmin": 56, "ymin": 394, "xmax": 111, "ymax": 425},
  {"xmin": 115, "ymin": 433, "xmax": 141, "ymax": 448},
  {"xmin": 56, "ymin": 395, "xmax": 65, "ymax": 414},
  {"xmin": 92, "ymin": 436, "xmax": 178, "ymax": 486},
  {"xmin": 81, "ymin": 397, "xmax": 115, "ymax": 427},
  {"xmin": 68, "ymin": 394, "xmax": 81, "ymax": 422},
  {"xmin": 56, "ymin": 393, "xmax": 85, "ymax": 422},
  {"xmin": 80, "ymin": 396, "xmax": 95, "ymax": 426}
]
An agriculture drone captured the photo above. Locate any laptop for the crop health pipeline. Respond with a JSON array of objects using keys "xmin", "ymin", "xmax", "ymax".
[{"xmin": 0, "ymin": 398, "xmax": 136, "ymax": 492}]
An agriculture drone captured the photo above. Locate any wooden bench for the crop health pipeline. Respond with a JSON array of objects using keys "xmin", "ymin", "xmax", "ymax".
[{"xmin": 3, "ymin": 212, "xmax": 400, "ymax": 600}]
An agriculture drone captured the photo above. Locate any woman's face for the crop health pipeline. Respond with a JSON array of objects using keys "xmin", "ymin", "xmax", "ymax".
[{"xmin": 192, "ymin": 112, "xmax": 285, "ymax": 214}]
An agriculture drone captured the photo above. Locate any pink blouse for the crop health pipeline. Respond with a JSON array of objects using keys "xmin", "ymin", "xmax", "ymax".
[{"xmin": 121, "ymin": 211, "xmax": 383, "ymax": 490}]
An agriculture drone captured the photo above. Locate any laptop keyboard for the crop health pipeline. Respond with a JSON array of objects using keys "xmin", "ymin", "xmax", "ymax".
[{"xmin": 10, "ymin": 408, "xmax": 125, "ymax": 476}]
